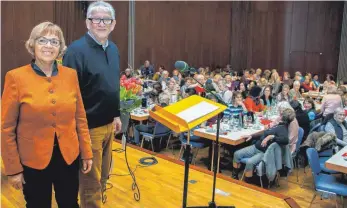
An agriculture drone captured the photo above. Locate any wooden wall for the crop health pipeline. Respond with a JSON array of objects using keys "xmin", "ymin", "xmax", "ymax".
[
  {"xmin": 134, "ymin": 1, "xmax": 232, "ymax": 71},
  {"xmin": 1, "ymin": 1, "xmax": 344, "ymax": 91},
  {"xmin": 1, "ymin": 1, "xmax": 128, "ymax": 91},
  {"xmin": 231, "ymin": 1, "xmax": 344, "ymax": 77}
]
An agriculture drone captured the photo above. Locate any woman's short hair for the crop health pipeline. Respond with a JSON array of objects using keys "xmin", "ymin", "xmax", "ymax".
[
  {"xmin": 281, "ymin": 108, "xmax": 296, "ymax": 125},
  {"xmin": 87, "ymin": 1, "xmax": 116, "ymax": 19},
  {"xmin": 25, "ymin": 22, "xmax": 66, "ymax": 58}
]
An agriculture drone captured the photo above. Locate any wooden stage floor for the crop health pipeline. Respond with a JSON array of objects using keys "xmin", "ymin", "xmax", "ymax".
[{"xmin": 2, "ymin": 141, "xmax": 299, "ymax": 208}]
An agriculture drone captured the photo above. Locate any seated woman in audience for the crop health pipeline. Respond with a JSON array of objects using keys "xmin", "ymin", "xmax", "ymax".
[
  {"xmin": 148, "ymin": 82, "xmax": 170, "ymax": 105},
  {"xmin": 212, "ymin": 74, "xmax": 222, "ymax": 93},
  {"xmin": 260, "ymin": 85, "xmax": 273, "ymax": 107},
  {"xmin": 224, "ymin": 74, "xmax": 233, "ymax": 90},
  {"xmin": 231, "ymin": 72, "xmax": 240, "ymax": 91},
  {"xmin": 290, "ymin": 100, "xmax": 310, "ymax": 139},
  {"xmin": 282, "ymin": 71, "xmax": 293, "ymax": 87},
  {"xmin": 325, "ymin": 107, "xmax": 347, "ymax": 147},
  {"xmin": 312, "ymin": 74, "xmax": 320, "ymax": 89},
  {"xmin": 269, "ymin": 71, "xmax": 281, "ymax": 96},
  {"xmin": 181, "ymin": 77, "xmax": 193, "ymax": 97},
  {"xmin": 288, "ymin": 81, "xmax": 302, "ymax": 100},
  {"xmin": 244, "ymin": 86, "xmax": 265, "ymax": 114},
  {"xmin": 159, "ymin": 70, "xmax": 170, "ymax": 90},
  {"xmin": 224, "ymin": 91, "xmax": 248, "ymax": 120},
  {"xmin": 262, "ymin": 69, "xmax": 271, "ymax": 81},
  {"xmin": 165, "ymin": 79, "xmax": 179, "ymax": 103},
  {"xmin": 269, "ymin": 102, "xmax": 299, "ymax": 153},
  {"xmin": 301, "ymin": 76, "xmax": 313, "ymax": 92},
  {"xmin": 253, "ymin": 68, "xmax": 262, "ymax": 81},
  {"xmin": 237, "ymin": 82, "xmax": 248, "ymax": 99},
  {"xmin": 153, "ymin": 65, "xmax": 165, "ymax": 81},
  {"xmin": 218, "ymin": 80, "xmax": 233, "ymax": 104},
  {"xmin": 122, "ymin": 68, "xmax": 133, "ymax": 79},
  {"xmin": 258, "ymin": 77, "xmax": 268, "ymax": 96},
  {"xmin": 172, "ymin": 69, "xmax": 181, "ymax": 83},
  {"xmin": 231, "ymin": 108, "xmax": 292, "ymax": 181},
  {"xmin": 321, "ymin": 85, "xmax": 342, "ymax": 118},
  {"xmin": 277, "ymin": 84, "xmax": 290, "ymax": 102},
  {"xmin": 303, "ymin": 98, "xmax": 317, "ymax": 121}
]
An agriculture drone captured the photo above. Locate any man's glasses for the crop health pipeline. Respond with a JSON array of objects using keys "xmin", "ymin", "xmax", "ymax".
[
  {"xmin": 36, "ymin": 37, "xmax": 60, "ymax": 47},
  {"xmin": 88, "ymin": 18, "xmax": 113, "ymax": 25}
]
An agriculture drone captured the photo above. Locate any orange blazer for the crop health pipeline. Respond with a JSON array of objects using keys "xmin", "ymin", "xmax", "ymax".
[{"xmin": 1, "ymin": 64, "xmax": 93, "ymax": 175}]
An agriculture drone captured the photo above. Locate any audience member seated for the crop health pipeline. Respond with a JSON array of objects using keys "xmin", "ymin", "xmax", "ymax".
[
  {"xmin": 241, "ymin": 69, "xmax": 252, "ymax": 85},
  {"xmin": 172, "ymin": 69, "xmax": 181, "ymax": 83},
  {"xmin": 224, "ymin": 91, "xmax": 248, "ymax": 119},
  {"xmin": 324, "ymin": 107, "xmax": 347, "ymax": 147},
  {"xmin": 269, "ymin": 72, "xmax": 281, "ymax": 96},
  {"xmin": 165, "ymin": 79, "xmax": 179, "ymax": 103},
  {"xmin": 224, "ymin": 75, "xmax": 233, "ymax": 90},
  {"xmin": 159, "ymin": 70, "xmax": 170, "ymax": 90},
  {"xmin": 218, "ymin": 80, "xmax": 233, "ymax": 104},
  {"xmin": 270, "ymin": 102, "xmax": 299, "ymax": 153},
  {"xmin": 301, "ymin": 76, "xmax": 313, "ymax": 92},
  {"xmin": 212, "ymin": 74, "xmax": 222, "ymax": 93},
  {"xmin": 140, "ymin": 60, "xmax": 154, "ymax": 79},
  {"xmin": 181, "ymin": 77, "xmax": 193, "ymax": 97},
  {"xmin": 262, "ymin": 69, "xmax": 271, "ymax": 81},
  {"xmin": 290, "ymin": 100, "xmax": 310, "ymax": 140},
  {"xmin": 148, "ymin": 82, "xmax": 170, "ymax": 105},
  {"xmin": 312, "ymin": 74, "xmax": 320, "ymax": 89},
  {"xmin": 122, "ymin": 68, "xmax": 133, "ymax": 79},
  {"xmin": 253, "ymin": 68, "xmax": 262, "ymax": 81},
  {"xmin": 258, "ymin": 78, "xmax": 268, "ymax": 96},
  {"xmin": 295, "ymin": 71, "xmax": 304, "ymax": 83},
  {"xmin": 231, "ymin": 108, "xmax": 293, "ymax": 182},
  {"xmin": 237, "ymin": 82, "xmax": 248, "ymax": 99},
  {"xmin": 247, "ymin": 80, "xmax": 257, "ymax": 90},
  {"xmin": 282, "ymin": 72, "xmax": 293, "ymax": 87},
  {"xmin": 244, "ymin": 86, "xmax": 265, "ymax": 114},
  {"xmin": 321, "ymin": 85, "xmax": 342, "ymax": 117},
  {"xmin": 260, "ymin": 85, "xmax": 273, "ymax": 107},
  {"xmin": 153, "ymin": 65, "xmax": 165, "ymax": 81},
  {"xmin": 277, "ymin": 84, "xmax": 290, "ymax": 102},
  {"xmin": 289, "ymin": 81, "xmax": 302, "ymax": 100},
  {"xmin": 303, "ymin": 98, "xmax": 317, "ymax": 121}
]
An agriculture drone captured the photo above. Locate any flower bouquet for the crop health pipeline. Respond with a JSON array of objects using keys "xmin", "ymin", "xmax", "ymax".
[{"xmin": 120, "ymin": 75, "xmax": 142, "ymax": 113}]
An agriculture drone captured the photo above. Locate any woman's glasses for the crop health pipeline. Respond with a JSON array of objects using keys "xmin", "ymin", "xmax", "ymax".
[{"xmin": 36, "ymin": 37, "xmax": 60, "ymax": 47}]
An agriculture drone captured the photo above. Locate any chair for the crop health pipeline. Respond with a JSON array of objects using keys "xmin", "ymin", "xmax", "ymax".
[
  {"xmin": 240, "ymin": 143, "xmax": 282, "ymax": 189},
  {"xmin": 140, "ymin": 122, "xmax": 171, "ymax": 152},
  {"xmin": 292, "ymin": 127, "xmax": 304, "ymax": 182},
  {"xmin": 306, "ymin": 148, "xmax": 347, "ymax": 207},
  {"xmin": 178, "ymin": 133, "xmax": 207, "ymax": 165}
]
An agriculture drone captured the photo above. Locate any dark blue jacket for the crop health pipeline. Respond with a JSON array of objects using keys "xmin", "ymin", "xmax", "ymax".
[{"xmin": 63, "ymin": 33, "xmax": 120, "ymax": 129}]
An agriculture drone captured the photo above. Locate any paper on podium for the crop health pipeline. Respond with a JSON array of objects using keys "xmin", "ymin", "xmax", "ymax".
[
  {"xmin": 149, "ymin": 95, "xmax": 227, "ymax": 133},
  {"xmin": 176, "ymin": 101, "xmax": 219, "ymax": 123}
]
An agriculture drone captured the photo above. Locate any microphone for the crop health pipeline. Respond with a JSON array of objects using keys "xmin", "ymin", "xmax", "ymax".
[{"xmin": 174, "ymin": 61, "xmax": 190, "ymax": 72}]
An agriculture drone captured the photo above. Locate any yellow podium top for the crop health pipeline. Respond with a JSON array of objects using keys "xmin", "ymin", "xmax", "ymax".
[{"xmin": 149, "ymin": 95, "xmax": 227, "ymax": 133}]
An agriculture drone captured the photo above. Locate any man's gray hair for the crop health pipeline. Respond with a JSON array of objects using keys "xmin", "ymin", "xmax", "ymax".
[{"xmin": 87, "ymin": 1, "xmax": 116, "ymax": 19}]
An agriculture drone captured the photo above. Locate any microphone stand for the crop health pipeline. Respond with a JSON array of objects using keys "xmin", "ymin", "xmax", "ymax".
[{"xmin": 181, "ymin": 70, "xmax": 235, "ymax": 208}]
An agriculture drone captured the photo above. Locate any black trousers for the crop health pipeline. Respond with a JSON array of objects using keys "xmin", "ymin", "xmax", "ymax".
[{"xmin": 22, "ymin": 144, "xmax": 79, "ymax": 208}]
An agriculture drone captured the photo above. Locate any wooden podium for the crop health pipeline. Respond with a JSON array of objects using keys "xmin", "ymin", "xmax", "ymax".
[{"xmin": 150, "ymin": 95, "xmax": 228, "ymax": 208}]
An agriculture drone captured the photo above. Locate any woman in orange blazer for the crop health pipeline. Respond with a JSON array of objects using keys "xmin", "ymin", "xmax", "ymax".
[{"xmin": 1, "ymin": 22, "xmax": 93, "ymax": 208}]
